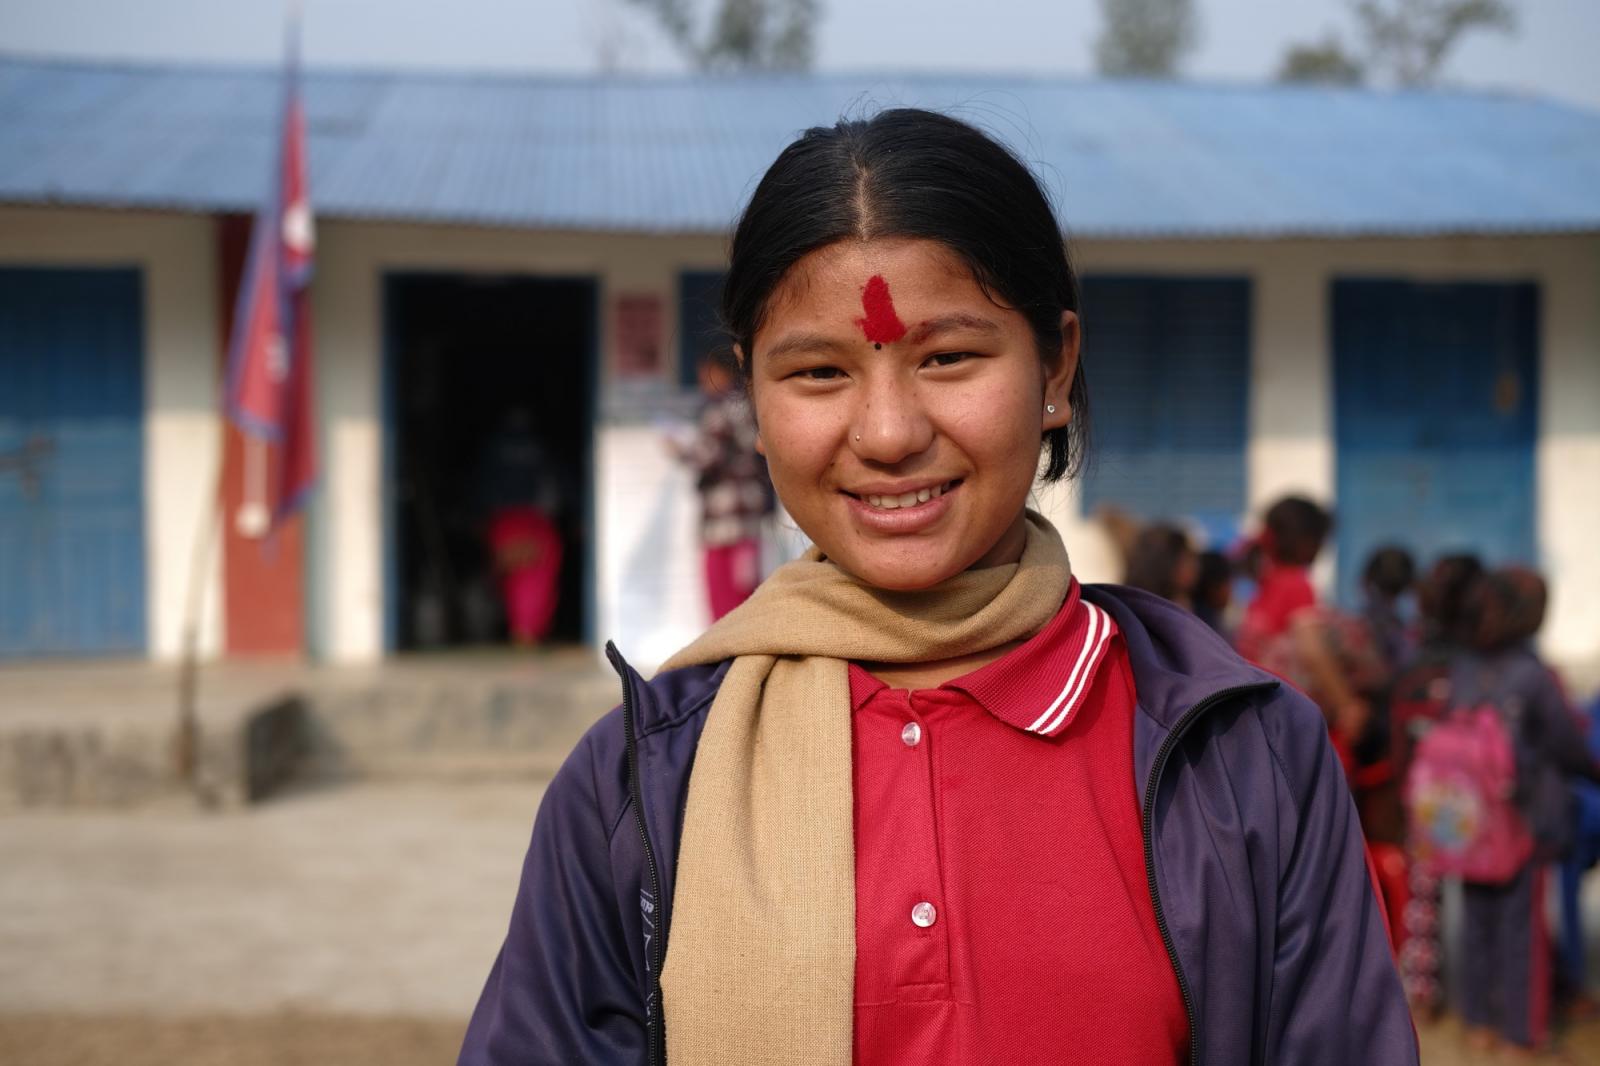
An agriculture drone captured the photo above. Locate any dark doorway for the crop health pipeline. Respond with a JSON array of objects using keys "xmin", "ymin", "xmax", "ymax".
[{"xmin": 386, "ymin": 273, "xmax": 595, "ymax": 650}]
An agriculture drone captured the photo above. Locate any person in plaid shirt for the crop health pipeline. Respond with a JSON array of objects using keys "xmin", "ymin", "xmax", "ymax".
[{"xmin": 673, "ymin": 353, "xmax": 774, "ymax": 619}]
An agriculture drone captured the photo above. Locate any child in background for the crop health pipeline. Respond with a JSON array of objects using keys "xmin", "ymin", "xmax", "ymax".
[
  {"xmin": 1452, "ymin": 567, "xmax": 1600, "ymax": 1059},
  {"xmin": 1239, "ymin": 496, "xmax": 1380, "ymax": 758},
  {"xmin": 488, "ymin": 507, "xmax": 562, "ymax": 645},
  {"xmin": 1122, "ymin": 522, "xmax": 1198, "ymax": 609},
  {"xmin": 670, "ymin": 353, "xmax": 775, "ymax": 620},
  {"xmin": 1346, "ymin": 545, "xmax": 1417, "ymax": 854},
  {"xmin": 1559, "ymin": 691, "xmax": 1600, "ymax": 1020},
  {"xmin": 1235, "ymin": 496, "xmax": 1329, "ymax": 663},
  {"xmin": 1393, "ymin": 554, "xmax": 1487, "ymax": 1017},
  {"xmin": 1362, "ymin": 545, "xmax": 1417, "ymax": 674},
  {"xmin": 1192, "ymin": 550, "xmax": 1234, "ymax": 638}
]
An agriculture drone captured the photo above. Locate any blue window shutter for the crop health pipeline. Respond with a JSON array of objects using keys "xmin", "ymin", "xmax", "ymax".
[{"xmin": 1078, "ymin": 276, "xmax": 1252, "ymax": 532}]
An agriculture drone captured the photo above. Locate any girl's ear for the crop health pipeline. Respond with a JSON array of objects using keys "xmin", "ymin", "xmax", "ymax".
[
  {"xmin": 1042, "ymin": 310, "xmax": 1080, "ymax": 430},
  {"xmin": 734, "ymin": 344, "xmax": 766, "ymax": 455}
]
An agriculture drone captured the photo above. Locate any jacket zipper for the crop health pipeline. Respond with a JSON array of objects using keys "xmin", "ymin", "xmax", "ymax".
[
  {"xmin": 608, "ymin": 643, "xmax": 665, "ymax": 1066},
  {"xmin": 1140, "ymin": 682, "xmax": 1275, "ymax": 1066}
]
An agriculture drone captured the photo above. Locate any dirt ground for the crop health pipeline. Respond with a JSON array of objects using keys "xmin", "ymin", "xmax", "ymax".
[
  {"xmin": 0, "ymin": 1013, "xmax": 466, "ymax": 1066},
  {"xmin": 1, "ymin": 1011, "xmax": 1597, "ymax": 1065},
  {"xmin": 3, "ymin": 780, "xmax": 1599, "ymax": 1065},
  {"xmin": 0, "ymin": 782, "xmax": 539, "ymax": 1018}
]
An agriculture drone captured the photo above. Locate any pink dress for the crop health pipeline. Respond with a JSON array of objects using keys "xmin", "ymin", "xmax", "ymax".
[{"xmin": 488, "ymin": 506, "xmax": 562, "ymax": 644}]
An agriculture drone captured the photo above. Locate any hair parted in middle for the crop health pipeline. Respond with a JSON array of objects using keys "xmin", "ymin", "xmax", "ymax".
[{"xmin": 720, "ymin": 107, "xmax": 1090, "ymax": 482}]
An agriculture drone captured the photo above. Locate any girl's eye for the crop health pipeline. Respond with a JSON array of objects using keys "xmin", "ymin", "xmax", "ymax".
[
  {"xmin": 925, "ymin": 351, "xmax": 970, "ymax": 368},
  {"xmin": 796, "ymin": 366, "xmax": 843, "ymax": 381}
]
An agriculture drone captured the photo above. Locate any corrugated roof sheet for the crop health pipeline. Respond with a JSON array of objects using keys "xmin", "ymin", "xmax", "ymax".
[{"xmin": 2, "ymin": 54, "xmax": 1598, "ymax": 237}]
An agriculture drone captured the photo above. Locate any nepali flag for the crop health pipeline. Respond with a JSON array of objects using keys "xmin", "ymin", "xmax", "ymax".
[{"xmin": 226, "ymin": 20, "xmax": 316, "ymax": 531}]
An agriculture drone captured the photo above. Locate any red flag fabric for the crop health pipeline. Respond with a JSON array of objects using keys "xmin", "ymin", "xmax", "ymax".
[{"xmin": 226, "ymin": 23, "xmax": 316, "ymax": 527}]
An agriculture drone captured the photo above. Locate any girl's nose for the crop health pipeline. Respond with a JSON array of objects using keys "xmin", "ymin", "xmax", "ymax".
[{"xmin": 850, "ymin": 378, "xmax": 934, "ymax": 464}]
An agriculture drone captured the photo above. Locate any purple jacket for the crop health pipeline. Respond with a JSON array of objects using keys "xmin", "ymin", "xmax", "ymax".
[{"xmin": 461, "ymin": 585, "xmax": 1418, "ymax": 1065}]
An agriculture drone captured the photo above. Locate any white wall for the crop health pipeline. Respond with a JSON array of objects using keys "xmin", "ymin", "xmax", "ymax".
[
  {"xmin": 596, "ymin": 425, "xmax": 706, "ymax": 667},
  {"xmin": 1536, "ymin": 240, "xmax": 1600, "ymax": 684},
  {"xmin": 0, "ymin": 207, "xmax": 223, "ymax": 661}
]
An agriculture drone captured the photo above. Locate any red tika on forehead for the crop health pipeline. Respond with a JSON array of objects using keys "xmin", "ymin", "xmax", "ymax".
[{"xmin": 856, "ymin": 275, "xmax": 908, "ymax": 345}]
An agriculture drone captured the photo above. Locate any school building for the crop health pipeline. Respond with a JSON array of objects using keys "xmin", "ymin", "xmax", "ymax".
[{"xmin": 2, "ymin": 56, "xmax": 1598, "ymax": 686}]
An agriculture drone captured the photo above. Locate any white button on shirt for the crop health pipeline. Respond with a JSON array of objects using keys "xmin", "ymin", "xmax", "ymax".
[
  {"xmin": 911, "ymin": 901, "xmax": 937, "ymax": 928},
  {"xmin": 901, "ymin": 721, "xmax": 922, "ymax": 747}
]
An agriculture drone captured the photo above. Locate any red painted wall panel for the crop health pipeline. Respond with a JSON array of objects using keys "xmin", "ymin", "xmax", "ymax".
[{"xmin": 217, "ymin": 214, "xmax": 305, "ymax": 656}]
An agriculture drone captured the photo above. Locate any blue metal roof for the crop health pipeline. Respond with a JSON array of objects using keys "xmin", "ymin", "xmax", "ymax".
[{"xmin": 2, "ymin": 54, "xmax": 1598, "ymax": 237}]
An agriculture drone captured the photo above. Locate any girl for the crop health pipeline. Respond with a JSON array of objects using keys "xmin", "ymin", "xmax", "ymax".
[
  {"xmin": 460, "ymin": 109, "xmax": 1415, "ymax": 1066},
  {"xmin": 1394, "ymin": 553, "xmax": 1485, "ymax": 1015},
  {"xmin": 1452, "ymin": 567, "xmax": 1600, "ymax": 1058},
  {"xmin": 1122, "ymin": 521, "xmax": 1199, "ymax": 609}
]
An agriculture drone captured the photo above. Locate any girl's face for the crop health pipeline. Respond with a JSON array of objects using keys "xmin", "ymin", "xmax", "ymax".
[{"xmin": 745, "ymin": 238, "xmax": 1078, "ymax": 591}]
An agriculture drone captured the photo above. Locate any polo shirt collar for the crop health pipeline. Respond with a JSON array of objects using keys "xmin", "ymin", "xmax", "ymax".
[{"xmin": 847, "ymin": 578, "xmax": 1120, "ymax": 738}]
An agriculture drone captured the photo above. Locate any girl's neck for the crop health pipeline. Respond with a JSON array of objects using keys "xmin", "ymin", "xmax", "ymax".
[{"xmin": 849, "ymin": 507, "xmax": 1038, "ymax": 689}]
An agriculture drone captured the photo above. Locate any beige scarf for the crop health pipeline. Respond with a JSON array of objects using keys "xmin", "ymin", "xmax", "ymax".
[{"xmin": 657, "ymin": 511, "xmax": 1072, "ymax": 1064}]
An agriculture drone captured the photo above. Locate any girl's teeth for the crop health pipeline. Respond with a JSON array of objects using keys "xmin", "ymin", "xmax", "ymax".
[{"xmin": 863, "ymin": 483, "xmax": 949, "ymax": 510}]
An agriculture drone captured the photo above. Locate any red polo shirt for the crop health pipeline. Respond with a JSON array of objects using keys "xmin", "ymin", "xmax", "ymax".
[{"xmin": 850, "ymin": 580, "xmax": 1189, "ymax": 1065}]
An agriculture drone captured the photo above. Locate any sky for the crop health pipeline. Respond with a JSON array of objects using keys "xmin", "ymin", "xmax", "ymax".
[{"xmin": 2, "ymin": 0, "xmax": 1597, "ymax": 111}]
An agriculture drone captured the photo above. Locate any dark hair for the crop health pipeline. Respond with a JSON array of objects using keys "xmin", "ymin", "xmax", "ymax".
[
  {"xmin": 1467, "ymin": 566, "xmax": 1549, "ymax": 652},
  {"xmin": 1123, "ymin": 523, "xmax": 1194, "ymax": 602},
  {"xmin": 1361, "ymin": 545, "xmax": 1415, "ymax": 600},
  {"xmin": 1420, "ymin": 553, "xmax": 1484, "ymax": 646},
  {"xmin": 1263, "ymin": 496, "xmax": 1333, "ymax": 566},
  {"xmin": 720, "ymin": 108, "xmax": 1089, "ymax": 481},
  {"xmin": 1195, "ymin": 550, "xmax": 1233, "ymax": 604}
]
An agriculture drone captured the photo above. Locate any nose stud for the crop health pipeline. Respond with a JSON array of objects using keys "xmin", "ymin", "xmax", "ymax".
[{"xmin": 854, "ymin": 433, "xmax": 862, "ymax": 441}]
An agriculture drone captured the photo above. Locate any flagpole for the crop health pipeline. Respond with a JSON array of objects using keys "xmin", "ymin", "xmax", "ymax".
[
  {"xmin": 175, "ymin": 0, "xmax": 309, "ymax": 798},
  {"xmin": 173, "ymin": 405, "xmax": 228, "ymax": 795}
]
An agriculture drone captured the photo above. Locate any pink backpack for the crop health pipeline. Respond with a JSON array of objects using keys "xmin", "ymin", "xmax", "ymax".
[{"xmin": 1404, "ymin": 704, "xmax": 1533, "ymax": 884}]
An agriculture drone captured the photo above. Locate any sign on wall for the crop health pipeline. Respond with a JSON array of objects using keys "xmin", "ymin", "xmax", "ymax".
[{"xmin": 613, "ymin": 292, "xmax": 664, "ymax": 379}]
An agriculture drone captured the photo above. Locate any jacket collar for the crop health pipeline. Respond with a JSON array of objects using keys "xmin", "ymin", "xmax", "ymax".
[{"xmin": 1080, "ymin": 583, "xmax": 1280, "ymax": 732}]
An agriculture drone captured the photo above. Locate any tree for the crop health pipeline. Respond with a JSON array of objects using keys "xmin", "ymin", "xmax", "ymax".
[
  {"xmin": 1095, "ymin": 0, "xmax": 1200, "ymax": 79},
  {"xmin": 1354, "ymin": 0, "xmax": 1515, "ymax": 86},
  {"xmin": 1277, "ymin": 35, "xmax": 1365, "ymax": 85},
  {"xmin": 624, "ymin": 0, "xmax": 819, "ymax": 72},
  {"xmin": 1278, "ymin": 0, "xmax": 1516, "ymax": 88}
]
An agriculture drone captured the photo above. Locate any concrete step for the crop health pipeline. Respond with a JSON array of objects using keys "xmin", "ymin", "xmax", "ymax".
[
  {"xmin": 297, "ymin": 654, "xmax": 619, "ymax": 782},
  {"xmin": 0, "ymin": 660, "xmax": 302, "ymax": 810},
  {"xmin": 0, "ymin": 649, "xmax": 620, "ymax": 809}
]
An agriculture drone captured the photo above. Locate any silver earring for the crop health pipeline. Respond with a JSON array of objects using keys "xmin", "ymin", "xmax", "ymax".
[{"xmin": 1045, "ymin": 404, "xmax": 1057, "ymax": 414}]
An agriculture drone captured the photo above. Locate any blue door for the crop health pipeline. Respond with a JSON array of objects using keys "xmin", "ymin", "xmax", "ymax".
[
  {"xmin": 1332, "ymin": 279, "xmax": 1538, "ymax": 607},
  {"xmin": 1079, "ymin": 276, "xmax": 1252, "ymax": 542},
  {"xmin": 0, "ymin": 268, "xmax": 146, "ymax": 657}
]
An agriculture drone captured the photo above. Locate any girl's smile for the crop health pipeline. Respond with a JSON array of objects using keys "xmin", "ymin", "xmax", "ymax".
[
  {"xmin": 745, "ymin": 237, "xmax": 1078, "ymax": 591},
  {"xmin": 843, "ymin": 477, "xmax": 959, "ymax": 534}
]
